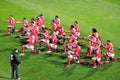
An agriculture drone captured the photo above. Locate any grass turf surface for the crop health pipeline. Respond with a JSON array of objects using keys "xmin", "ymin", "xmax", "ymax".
[{"xmin": 0, "ymin": 0, "xmax": 120, "ymax": 80}]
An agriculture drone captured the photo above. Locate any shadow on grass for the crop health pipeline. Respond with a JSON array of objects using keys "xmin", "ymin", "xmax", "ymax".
[
  {"xmin": 99, "ymin": 62, "xmax": 112, "ymax": 72},
  {"xmin": 0, "ymin": 75, "xmax": 11, "ymax": 80},
  {"xmin": 43, "ymin": 53, "xmax": 53, "ymax": 58},
  {"xmin": 57, "ymin": 64, "xmax": 78, "ymax": 77},
  {"xmin": 40, "ymin": 50, "xmax": 62, "ymax": 59},
  {"xmin": 19, "ymin": 52, "xmax": 37, "ymax": 61},
  {"xmin": 79, "ymin": 62, "xmax": 112, "ymax": 80},
  {"xmin": 46, "ymin": 59, "xmax": 65, "ymax": 67},
  {"xmin": 80, "ymin": 68, "xmax": 99, "ymax": 80},
  {"xmin": 64, "ymin": 64, "xmax": 78, "ymax": 77},
  {"xmin": 20, "ymin": 39, "xmax": 28, "ymax": 45},
  {"xmin": 43, "ymin": 52, "xmax": 62, "ymax": 59},
  {"xmin": 40, "ymin": 48, "xmax": 47, "ymax": 52},
  {"xmin": 57, "ymin": 54, "xmax": 67, "ymax": 60},
  {"xmin": 0, "ymin": 34, "xmax": 9, "ymax": 37}
]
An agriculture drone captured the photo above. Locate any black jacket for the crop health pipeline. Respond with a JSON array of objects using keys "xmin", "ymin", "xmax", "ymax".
[{"xmin": 10, "ymin": 52, "xmax": 21, "ymax": 66}]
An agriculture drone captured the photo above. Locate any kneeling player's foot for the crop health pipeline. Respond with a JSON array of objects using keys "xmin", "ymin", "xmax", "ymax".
[
  {"xmin": 76, "ymin": 61, "xmax": 80, "ymax": 64},
  {"xmin": 93, "ymin": 66, "xmax": 97, "ymax": 69},
  {"xmin": 67, "ymin": 65, "xmax": 70, "ymax": 67},
  {"xmin": 47, "ymin": 51, "xmax": 52, "ymax": 53},
  {"xmin": 8, "ymin": 33, "xmax": 11, "ymax": 35},
  {"xmin": 38, "ymin": 50, "xmax": 41, "ymax": 54},
  {"xmin": 16, "ymin": 78, "xmax": 20, "ymax": 80},
  {"xmin": 20, "ymin": 53, "xmax": 24, "ymax": 56},
  {"xmin": 105, "ymin": 61, "xmax": 109, "ymax": 63}
]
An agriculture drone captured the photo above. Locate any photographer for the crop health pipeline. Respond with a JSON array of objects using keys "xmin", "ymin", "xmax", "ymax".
[{"xmin": 10, "ymin": 48, "xmax": 21, "ymax": 80}]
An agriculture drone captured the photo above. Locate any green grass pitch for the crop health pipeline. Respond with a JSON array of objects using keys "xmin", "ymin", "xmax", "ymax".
[{"xmin": 0, "ymin": 0, "xmax": 120, "ymax": 80}]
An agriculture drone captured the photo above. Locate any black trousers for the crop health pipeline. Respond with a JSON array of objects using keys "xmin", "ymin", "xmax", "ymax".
[{"xmin": 11, "ymin": 64, "xmax": 19, "ymax": 79}]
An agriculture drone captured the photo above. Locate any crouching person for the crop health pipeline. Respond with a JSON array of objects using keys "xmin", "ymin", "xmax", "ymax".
[{"xmin": 102, "ymin": 40, "xmax": 119, "ymax": 62}]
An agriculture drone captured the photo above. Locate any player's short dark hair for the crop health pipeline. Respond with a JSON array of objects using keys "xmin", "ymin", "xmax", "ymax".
[
  {"xmin": 107, "ymin": 40, "xmax": 111, "ymax": 43},
  {"xmin": 12, "ymin": 48, "xmax": 18, "ymax": 54},
  {"xmin": 74, "ymin": 21, "xmax": 78, "ymax": 24},
  {"xmin": 23, "ymin": 17, "xmax": 26, "ymax": 19},
  {"xmin": 92, "ymin": 28, "xmax": 97, "ymax": 32},
  {"xmin": 70, "ymin": 25, "xmax": 74, "ymax": 29},
  {"xmin": 55, "ymin": 15, "xmax": 59, "ymax": 18},
  {"xmin": 14, "ymin": 48, "xmax": 17, "ymax": 51},
  {"xmin": 39, "ymin": 14, "xmax": 43, "ymax": 17}
]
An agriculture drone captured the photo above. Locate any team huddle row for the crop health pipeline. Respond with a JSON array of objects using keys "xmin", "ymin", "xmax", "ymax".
[{"xmin": 3, "ymin": 14, "xmax": 119, "ymax": 68}]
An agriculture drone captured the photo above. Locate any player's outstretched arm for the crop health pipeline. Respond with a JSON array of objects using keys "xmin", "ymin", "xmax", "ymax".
[{"xmin": 2, "ymin": 19, "xmax": 9, "ymax": 22}]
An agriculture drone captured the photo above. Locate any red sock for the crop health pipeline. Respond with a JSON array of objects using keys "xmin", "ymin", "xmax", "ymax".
[
  {"xmin": 89, "ymin": 51, "xmax": 92, "ymax": 57},
  {"xmin": 22, "ymin": 45, "xmax": 24, "ymax": 54},
  {"xmin": 78, "ymin": 50, "xmax": 81, "ymax": 57},
  {"xmin": 92, "ymin": 59, "xmax": 96, "ymax": 67},
  {"xmin": 87, "ymin": 47, "xmax": 92, "ymax": 57},
  {"xmin": 112, "ymin": 58, "xmax": 119, "ymax": 61},
  {"xmin": 80, "ymin": 61, "xmax": 88, "ymax": 65},
  {"xmin": 55, "ymin": 48, "xmax": 60, "ymax": 51},
  {"xmin": 63, "ymin": 45, "xmax": 66, "ymax": 53},
  {"xmin": 18, "ymin": 29, "xmax": 22, "ymax": 33},
  {"xmin": 47, "ymin": 45, "xmax": 51, "ymax": 51},
  {"xmin": 67, "ymin": 57, "xmax": 71, "ymax": 66},
  {"xmin": 103, "ymin": 54, "xmax": 108, "ymax": 61},
  {"xmin": 98, "ymin": 62, "xmax": 105, "ymax": 65},
  {"xmin": 32, "ymin": 50, "xmax": 39, "ymax": 53},
  {"xmin": 7, "ymin": 28, "xmax": 11, "ymax": 34}
]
